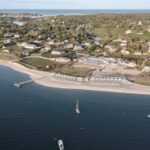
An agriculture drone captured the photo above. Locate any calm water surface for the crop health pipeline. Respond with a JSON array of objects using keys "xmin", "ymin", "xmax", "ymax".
[
  {"xmin": 0, "ymin": 9, "xmax": 150, "ymax": 16},
  {"xmin": 0, "ymin": 66, "xmax": 150, "ymax": 150}
]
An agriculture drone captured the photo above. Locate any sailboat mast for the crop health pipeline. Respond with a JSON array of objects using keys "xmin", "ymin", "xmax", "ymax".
[{"xmin": 76, "ymin": 100, "xmax": 79, "ymax": 109}]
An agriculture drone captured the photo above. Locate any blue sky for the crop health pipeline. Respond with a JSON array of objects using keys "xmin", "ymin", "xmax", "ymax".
[{"xmin": 0, "ymin": 0, "xmax": 149, "ymax": 9}]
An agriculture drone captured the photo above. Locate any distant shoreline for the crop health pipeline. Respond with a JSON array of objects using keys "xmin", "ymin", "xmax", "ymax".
[
  {"xmin": 0, "ymin": 9, "xmax": 150, "ymax": 17},
  {"xmin": 0, "ymin": 59, "xmax": 150, "ymax": 95}
]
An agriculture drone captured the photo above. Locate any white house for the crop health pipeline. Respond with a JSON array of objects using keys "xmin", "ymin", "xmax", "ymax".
[
  {"xmin": 51, "ymin": 50, "xmax": 65, "ymax": 56},
  {"xmin": 40, "ymin": 46, "xmax": 51, "ymax": 53},
  {"xmin": 148, "ymin": 42, "xmax": 150, "ymax": 53},
  {"xmin": 147, "ymin": 29, "xmax": 150, "ymax": 33},
  {"xmin": 133, "ymin": 51, "xmax": 142, "ymax": 55},
  {"xmin": 4, "ymin": 39, "xmax": 11, "ymax": 44},
  {"xmin": 121, "ymin": 49, "xmax": 130, "ymax": 55},
  {"xmin": 83, "ymin": 42, "xmax": 91, "ymax": 47},
  {"xmin": 4, "ymin": 32, "xmax": 13, "ymax": 38},
  {"xmin": 125, "ymin": 29, "xmax": 132, "ymax": 34},
  {"xmin": 2, "ymin": 49, "xmax": 10, "ymax": 53},
  {"xmin": 138, "ymin": 21, "xmax": 142, "ymax": 26},
  {"xmin": 14, "ymin": 34, "xmax": 20, "ymax": 38},
  {"xmin": 64, "ymin": 44, "xmax": 74, "ymax": 49},
  {"xmin": 105, "ymin": 45, "xmax": 117, "ymax": 53},
  {"xmin": 48, "ymin": 40, "xmax": 55, "ymax": 45},
  {"xmin": 137, "ymin": 32, "xmax": 143, "ymax": 35},
  {"xmin": 33, "ymin": 40, "xmax": 42, "ymax": 44},
  {"xmin": 142, "ymin": 67, "xmax": 150, "ymax": 73},
  {"xmin": 73, "ymin": 45, "xmax": 83, "ymax": 51},
  {"xmin": 51, "ymin": 19, "xmax": 55, "ymax": 23},
  {"xmin": 17, "ymin": 42, "xmax": 39, "ymax": 50},
  {"xmin": 120, "ymin": 42, "xmax": 127, "ymax": 47},
  {"xmin": 128, "ymin": 62, "xmax": 137, "ymax": 68}
]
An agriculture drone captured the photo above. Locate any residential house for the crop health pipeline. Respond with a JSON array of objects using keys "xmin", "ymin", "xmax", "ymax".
[
  {"xmin": 4, "ymin": 32, "xmax": 13, "ymax": 38},
  {"xmin": 105, "ymin": 45, "xmax": 117, "ymax": 53},
  {"xmin": 128, "ymin": 62, "xmax": 137, "ymax": 68},
  {"xmin": 83, "ymin": 42, "xmax": 91, "ymax": 47},
  {"xmin": 40, "ymin": 46, "xmax": 51, "ymax": 53},
  {"xmin": 142, "ymin": 67, "xmax": 150, "ymax": 73},
  {"xmin": 51, "ymin": 50, "xmax": 65, "ymax": 56},
  {"xmin": 48, "ymin": 40, "xmax": 55, "ymax": 46},
  {"xmin": 73, "ymin": 45, "xmax": 83, "ymax": 51},
  {"xmin": 64, "ymin": 43, "xmax": 74, "ymax": 49},
  {"xmin": 14, "ymin": 34, "xmax": 20, "ymax": 38},
  {"xmin": 138, "ymin": 21, "xmax": 142, "ymax": 26},
  {"xmin": 133, "ymin": 51, "xmax": 142, "ymax": 55},
  {"xmin": 148, "ymin": 42, "xmax": 150, "ymax": 53},
  {"xmin": 121, "ymin": 49, "xmax": 130, "ymax": 55},
  {"xmin": 17, "ymin": 42, "xmax": 40, "ymax": 50},
  {"xmin": 125, "ymin": 29, "xmax": 132, "ymax": 34},
  {"xmin": 2, "ymin": 49, "xmax": 10, "ymax": 54}
]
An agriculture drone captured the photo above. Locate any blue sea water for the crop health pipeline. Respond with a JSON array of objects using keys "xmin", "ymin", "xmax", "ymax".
[
  {"xmin": 0, "ymin": 65, "xmax": 150, "ymax": 150},
  {"xmin": 0, "ymin": 9, "xmax": 150, "ymax": 16}
]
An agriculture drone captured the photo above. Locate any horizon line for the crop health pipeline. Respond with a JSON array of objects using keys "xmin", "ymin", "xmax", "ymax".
[{"xmin": 0, "ymin": 8, "xmax": 150, "ymax": 10}]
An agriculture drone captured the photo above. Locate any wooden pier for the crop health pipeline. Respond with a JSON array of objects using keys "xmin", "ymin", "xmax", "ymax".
[{"xmin": 14, "ymin": 80, "xmax": 34, "ymax": 88}]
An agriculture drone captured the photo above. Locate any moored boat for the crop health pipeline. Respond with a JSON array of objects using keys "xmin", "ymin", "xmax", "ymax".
[
  {"xmin": 76, "ymin": 100, "xmax": 80, "ymax": 114},
  {"xmin": 147, "ymin": 114, "xmax": 150, "ymax": 118},
  {"xmin": 58, "ymin": 139, "xmax": 64, "ymax": 150}
]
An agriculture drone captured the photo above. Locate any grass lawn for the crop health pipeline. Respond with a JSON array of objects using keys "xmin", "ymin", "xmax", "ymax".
[
  {"xmin": 128, "ymin": 72, "xmax": 150, "ymax": 86},
  {"xmin": 57, "ymin": 65, "xmax": 94, "ymax": 77},
  {"xmin": 93, "ymin": 27, "xmax": 125, "ymax": 39},
  {"xmin": 21, "ymin": 57, "xmax": 94, "ymax": 77}
]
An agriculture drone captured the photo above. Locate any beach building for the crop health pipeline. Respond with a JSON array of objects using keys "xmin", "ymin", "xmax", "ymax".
[{"xmin": 50, "ymin": 57, "xmax": 71, "ymax": 63}]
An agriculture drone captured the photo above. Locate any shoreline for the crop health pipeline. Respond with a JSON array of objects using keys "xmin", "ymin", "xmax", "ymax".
[
  {"xmin": 1, "ymin": 9, "xmax": 150, "ymax": 17},
  {"xmin": 0, "ymin": 59, "xmax": 150, "ymax": 95}
]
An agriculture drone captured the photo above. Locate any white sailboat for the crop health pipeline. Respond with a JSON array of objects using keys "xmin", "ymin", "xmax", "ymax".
[
  {"xmin": 147, "ymin": 114, "xmax": 150, "ymax": 118},
  {"xmin": 76, "ymin": 100, "xmax": 80, "ymax": 114},
  {"xmin": 58, "ymin": 140, "xmax": 64, "ymax": 150}
]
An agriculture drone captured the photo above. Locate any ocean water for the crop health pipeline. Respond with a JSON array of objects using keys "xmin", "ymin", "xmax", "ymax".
[
  {"xmin": 0, "ymin": 9, "xmax": 150, "ymax": 16},
  {"xmin": 0, "ymin": 65, "xmax": 150, "ymax": 150}
]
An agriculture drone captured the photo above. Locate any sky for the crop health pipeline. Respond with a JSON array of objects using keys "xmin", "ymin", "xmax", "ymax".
[{"xmin": 0, "ymin": 0, "xmax": 149, "ymax": 9}]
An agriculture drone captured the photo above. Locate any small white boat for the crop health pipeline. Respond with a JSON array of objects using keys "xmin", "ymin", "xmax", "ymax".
[
  {"xmin": 147, "ymin": 114, "xmax": 150, "ymax": 118},
  {"xmin": 58, "ymin": 140, "xmax": 64, "ymax": 150},
  {"xmin": 76, "ymin": 100, "xmax": 80, "ymax": 114}
]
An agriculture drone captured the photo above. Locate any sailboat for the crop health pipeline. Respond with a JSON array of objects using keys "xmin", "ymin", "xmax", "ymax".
[{"xmin": 76, "ymin": 100, "xmax": 80, "ymax": 114}]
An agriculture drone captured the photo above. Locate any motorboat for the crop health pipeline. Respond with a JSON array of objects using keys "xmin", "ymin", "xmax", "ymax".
[
  {"xmin": 58, "ymin": 139, "xmax": 64, "ymax": 150},
  {"xmin": 76, "ymin": 100, "xmax": 80, "ymax": 114}
]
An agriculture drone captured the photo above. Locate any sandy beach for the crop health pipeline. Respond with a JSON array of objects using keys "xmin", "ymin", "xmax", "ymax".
[{"xmin": 0, "ymin": 59, "xmax": 150, "ymax": 95}]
